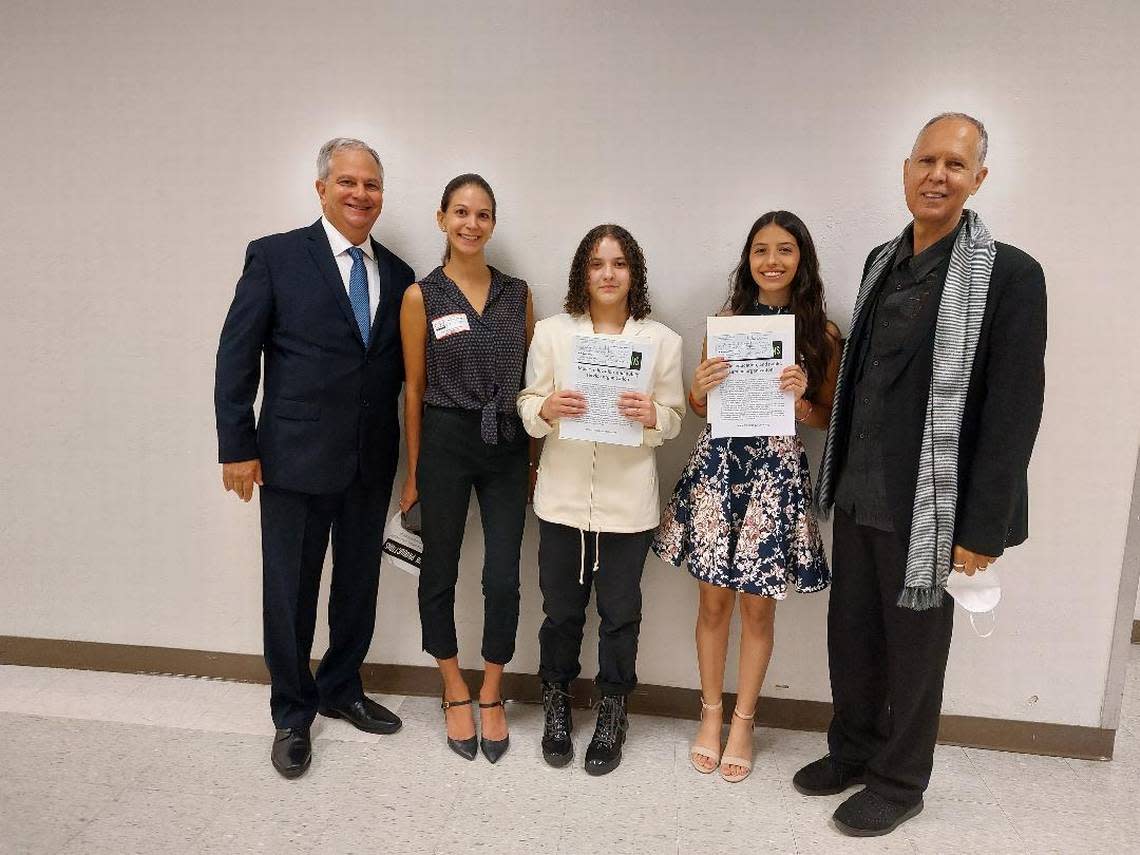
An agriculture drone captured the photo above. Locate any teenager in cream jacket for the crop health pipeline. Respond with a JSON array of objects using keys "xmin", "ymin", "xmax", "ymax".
[{"xmin": 516, "ymin": 224, "xmax": 684, "ymax": 777}]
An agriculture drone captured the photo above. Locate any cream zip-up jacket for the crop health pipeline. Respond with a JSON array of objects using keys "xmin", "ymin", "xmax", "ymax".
[{"xmin": 517, "ymin": 313, "xmax": 685, "ymax": 533}]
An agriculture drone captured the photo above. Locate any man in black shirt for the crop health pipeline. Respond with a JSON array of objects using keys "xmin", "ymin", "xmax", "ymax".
[
  {"xmin": 833, "ymin": 221, "xmax": 961, "ymax": 531},
  {"xmin": 793, "ymin": 114, "xmax": 1047, "ymax": 836}
]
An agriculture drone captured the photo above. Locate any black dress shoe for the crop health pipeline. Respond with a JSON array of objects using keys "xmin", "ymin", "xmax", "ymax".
[
  {"xmin": 319, "ymin": 696, "xmax": 402, "ymax": 735},
  {"xmin": 833, "ymin": 788, "xmax": 923, "ymax": 837},
  {"xmin": 478, "ymin": 699, "xmax": 510, "ymax": 764},
  {"xmin": 792, "ymin": 754, "xmax": 865, "ymax": 795},
  {"xmin": 541, "ymin": 682, "xmax": 574, "ymax": 768},
  {"xmin": 441, "ymin": 697, "xmax": 478, "ymax": 761},
  {"xmin": 584, "ymin": 695, "xmax": 628, "ymax": 777},
  {"xmin": 271, "ymin": 727, "xmax": 311, "ymax": 779}
]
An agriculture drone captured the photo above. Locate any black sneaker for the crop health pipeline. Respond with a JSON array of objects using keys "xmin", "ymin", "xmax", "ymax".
[
  {"xmin": 584, "ymin": 695, "xmax": 628, "ymax": 776},
  {"xmin": 833, "ymin": 788, "xmax": 923, "ymax": 837},
  {"xmin": 792, "ymin": 755, "xmax": 865, "ymax": 795},
  {"xmin": 541, "ymin": 681, "xmax": 574, "ymax": 767}
]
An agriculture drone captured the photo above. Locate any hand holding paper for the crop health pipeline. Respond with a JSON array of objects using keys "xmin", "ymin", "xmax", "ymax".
[
  {"xmin": 778, "ymin": 364, "xmax": 808, "ymax": 400},
  {"xmin": 618, "ymin": 391, "xmax": 656, "ymax": 428},
  {"xmin": 690, "ymin": 355, "xmax": 730, "ymax": 403},
  {"xmin": 541, "ymin": 389, "xmax": 587, "ymax": 422}
]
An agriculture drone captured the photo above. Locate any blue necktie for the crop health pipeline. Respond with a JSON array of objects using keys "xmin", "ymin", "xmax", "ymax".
[{"xmin": 347, "ymin": 246, "xmax": 371, "ymax": 345}]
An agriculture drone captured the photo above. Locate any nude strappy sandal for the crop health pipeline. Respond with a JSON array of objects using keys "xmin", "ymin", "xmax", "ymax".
[
  {"xmin": 719, "ymin": 707, "xmax": 755, "ymax": 783},
  {"xmin": 689, "ymin": 697, "xmax": 723, "ymax": 774}
]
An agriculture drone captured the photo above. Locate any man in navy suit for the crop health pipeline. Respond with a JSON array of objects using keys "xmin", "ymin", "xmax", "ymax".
[{"xmin": 215, "ymin": 138, "xmax": 415, "ymax": 778}]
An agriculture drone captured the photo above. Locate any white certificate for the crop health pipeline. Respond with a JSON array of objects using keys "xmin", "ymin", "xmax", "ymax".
[
  {"xmin": 559, "ymin": 334, "xmax": 658, "ymax": 446},
  {"xmin": 707, "ymin": 314, "xmax": 795, "ymax": 438}
]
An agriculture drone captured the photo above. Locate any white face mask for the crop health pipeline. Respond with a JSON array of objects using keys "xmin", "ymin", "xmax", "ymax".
[{"xmin": 945, "ymin": 566, "xmax": 1001, "ymax": 637}]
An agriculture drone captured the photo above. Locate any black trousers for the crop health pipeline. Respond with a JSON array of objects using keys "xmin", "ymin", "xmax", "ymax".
[
  {"xmin": 417, "ymin": 407, "xmax": 528, "ymax": 665},
  {"xmin": 827, "ymin": 508, "xmax": 955, "ymax": 805},
  {"xmin": 537, "ymin": 519, "xmax": 654, "ymax": 697},
  {"xmin": 259, "ymin": 471, "xmax": 392, "ymax": 729}
]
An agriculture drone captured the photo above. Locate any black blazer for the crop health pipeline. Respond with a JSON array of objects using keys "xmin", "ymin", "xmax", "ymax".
[
  {"xmin": 832, "ymin": 238, "xmax": 1047, "ymax": 557},
  {"xmin": 215, "ymin": 220, "xmax": 415, "ymax": 495}
]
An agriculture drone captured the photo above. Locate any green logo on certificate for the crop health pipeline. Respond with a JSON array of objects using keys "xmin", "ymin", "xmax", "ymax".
[{"xmin": 630, "ymin": 351, "xmax": 643, "ymax": 370}]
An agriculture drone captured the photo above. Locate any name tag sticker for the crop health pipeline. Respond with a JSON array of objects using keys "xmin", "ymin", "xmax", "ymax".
[{"xmin": 431, "ymin": 313, "xmax": 471, "ymax": 340}]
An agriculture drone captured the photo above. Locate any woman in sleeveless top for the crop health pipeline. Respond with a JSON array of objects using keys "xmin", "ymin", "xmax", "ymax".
[
  {"xmin": 653, "ymin": 211, "xmax": 840, "ymax": 783},
  {"xmin": 400, "ymin": 174, "xmax": 534, "ymax": 763}
]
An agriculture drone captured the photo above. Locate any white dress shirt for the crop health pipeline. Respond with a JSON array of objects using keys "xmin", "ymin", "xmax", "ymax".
[{"xmin": 321, "ymin": 216, "xmax": 381, "ymax": 327}]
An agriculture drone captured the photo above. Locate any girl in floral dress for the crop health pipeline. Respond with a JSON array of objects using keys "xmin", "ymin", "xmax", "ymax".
[{"xmin": 653, "ymin": 210, "xmax": 840, "ymax": 783}]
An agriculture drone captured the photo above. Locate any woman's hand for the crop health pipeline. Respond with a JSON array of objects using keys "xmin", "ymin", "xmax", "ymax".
[
  {"xmin": 399, "ymin": 478, "xmax": 418, "ymax": 514},
  {"xmin": 540, "ymin": 390, "xmax": 587, "ymax": 422},
  {"xmin": 690, "ymin": 356, "xmax": 730, "ymax": 404},
  {"xmin": 618, "ymin": 391, "xmax": 657, "ymax": 428},
  {"xmin": 779, "ymin": 364, "xmax": 808, "ymax": 401}
]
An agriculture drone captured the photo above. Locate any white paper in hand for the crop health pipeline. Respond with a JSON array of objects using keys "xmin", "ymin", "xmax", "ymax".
[
  {"xmin": 559, "ymin": 333, "xmax": 657, "ymax": 446},
  {"xmin": 707, "ymin": 314, "xmax": 795, "ymax": 438}
]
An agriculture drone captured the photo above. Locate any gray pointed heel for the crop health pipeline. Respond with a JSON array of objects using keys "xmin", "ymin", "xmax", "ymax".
[
  {"xmin": 478, "ymin": 699, "xmax": 510, "ymax": 764},
  {"xmin": 441, "ymin": 697, "xmax": 478, "ymax": 761}
]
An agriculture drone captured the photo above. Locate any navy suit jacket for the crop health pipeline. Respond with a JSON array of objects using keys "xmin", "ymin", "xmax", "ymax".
[
  {"xmin": 831, "ymin": 239, "xmax": 1047, "ymax": 557},
  {"xmin": 215, "ymin": 220, "xmax": 415, "ymax": 495}
]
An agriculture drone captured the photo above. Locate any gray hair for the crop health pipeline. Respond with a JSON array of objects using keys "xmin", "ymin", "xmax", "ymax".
[
  {"xmin": 317, "ymin": 138, "xmax": 384, "ymax": 184},
  {"xmin": 916, "ymin": 112, "xmax": 988, "ymax": 165}
]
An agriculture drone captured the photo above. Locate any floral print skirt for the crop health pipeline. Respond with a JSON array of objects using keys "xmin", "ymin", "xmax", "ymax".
[{"xmin": 653, "ymin": 426, "xmax": 829, "ymax": 598}]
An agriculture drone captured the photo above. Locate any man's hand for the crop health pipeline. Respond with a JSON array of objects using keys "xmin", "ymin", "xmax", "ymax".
[
  {"xmin": 222, "ymin": 459, "xmax": 263, "ymax": 502},
  {"xmin": 951, "ymin": 544, "xmax": 996, "ymax": 576}
]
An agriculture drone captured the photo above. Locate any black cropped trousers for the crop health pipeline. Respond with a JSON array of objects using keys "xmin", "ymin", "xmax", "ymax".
[{"xmin": 416, "ymin": 406, "xmax": 528, "ymax": 665}]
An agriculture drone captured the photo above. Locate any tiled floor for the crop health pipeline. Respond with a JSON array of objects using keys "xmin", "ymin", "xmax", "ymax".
[{"xmin": 1, "ymin": 646, "xmax": 1137, "ymax": 854}]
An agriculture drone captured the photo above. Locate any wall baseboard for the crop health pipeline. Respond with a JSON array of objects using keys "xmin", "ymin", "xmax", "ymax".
[{"xmin": 0, "ymin": 635, "xmax": 1115, "ymax": 760}]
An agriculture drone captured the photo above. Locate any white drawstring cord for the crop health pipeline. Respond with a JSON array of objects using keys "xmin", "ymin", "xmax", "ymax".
[
  {"xmin": 579, "ymin": 529, "xmax": 586, "ymax": 585},
  {"xmin": 578, "ymin": 529, "xmax": 602, "ymax": 585}
]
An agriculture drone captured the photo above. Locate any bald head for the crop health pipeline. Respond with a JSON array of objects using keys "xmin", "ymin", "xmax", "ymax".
[
  {"xmin": 903, "ymin": 113, "xmax": 990, "ymax": 238},
  {"xmin": 914, "ymin": 112, "xmax": 988, "ymax": 165}
]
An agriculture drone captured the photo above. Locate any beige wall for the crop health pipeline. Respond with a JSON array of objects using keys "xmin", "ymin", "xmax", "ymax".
[{"xmin": 2, "ymin": 1, "xmax": 1138, "ymax": 729}]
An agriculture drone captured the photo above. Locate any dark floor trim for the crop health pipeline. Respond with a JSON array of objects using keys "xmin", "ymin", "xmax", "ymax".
[
  {"xmin": 0, "ymin": 635, "xmax": 1115, "ymax": 760},
  {"xmin": 1133, "ymin": 620, "xmax": 1140, "ymax": 644}
]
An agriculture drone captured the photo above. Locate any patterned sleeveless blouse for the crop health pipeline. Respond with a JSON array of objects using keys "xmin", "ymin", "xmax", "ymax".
[{"xmin": 420, "ymin": 265, "xmax": 528, "ymax": 444}]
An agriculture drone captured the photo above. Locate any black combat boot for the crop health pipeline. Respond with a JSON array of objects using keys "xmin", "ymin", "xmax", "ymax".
[
  {"xmin": 541, "ymin": 681, "xmax": 574, "ymax": 767},
  {"xmin": 584, "ymin": 694, "xmax": 628, "ymax": 776}
]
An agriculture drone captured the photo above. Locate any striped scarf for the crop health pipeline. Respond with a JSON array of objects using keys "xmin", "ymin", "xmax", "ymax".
[{"xmin": 816, "ymin": 210, "xmax": 995, "ymax": 611}]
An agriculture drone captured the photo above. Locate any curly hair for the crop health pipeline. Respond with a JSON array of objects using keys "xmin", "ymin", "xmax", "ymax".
[
  {"xmin": 563, "ymin": 224, "xmax": 652, "ymax": 320},
  {"xmin": 725, "ymin": 210, "xmax": 835, "ymax": 401}
]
